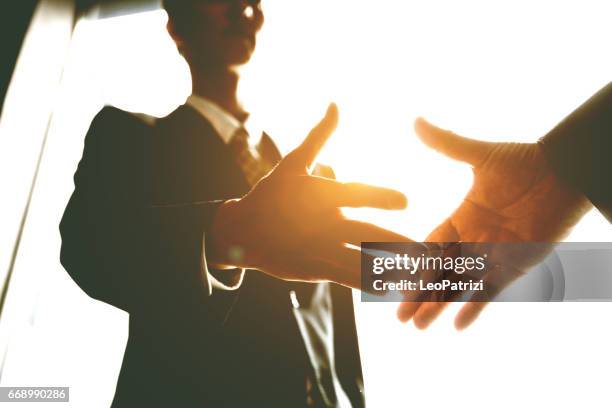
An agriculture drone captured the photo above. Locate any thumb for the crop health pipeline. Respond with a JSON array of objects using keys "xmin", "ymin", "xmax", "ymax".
[
  {"xmin": 283, "ymin": 103, "xmax": 339, "ymax": 172},
  {"xmin": 414, "ymin": 117, "xmax": 493, "ymax": 166}
]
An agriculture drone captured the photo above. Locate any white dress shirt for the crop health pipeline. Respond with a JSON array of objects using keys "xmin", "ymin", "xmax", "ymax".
[{"xmin": 187, "ymin": 94, "xmax": 263, "ymax": 154}]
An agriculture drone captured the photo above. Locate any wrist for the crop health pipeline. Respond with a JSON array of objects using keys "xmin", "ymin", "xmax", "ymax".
[
  {"xmin": 536, "ymin": 142, "xmax": 593, "ymax": 219},
  {"xmin": 536, "ymin": 142, "xmax": 588, "ymax": 198}
]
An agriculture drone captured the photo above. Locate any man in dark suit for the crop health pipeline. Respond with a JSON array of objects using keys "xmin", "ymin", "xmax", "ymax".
[
  {"xmin": 60, "ymin": 0, "xmax": 409, "ymax": 406},
  {"xmin": 398, "ymin": 82, "xmax": 612, "ymax": 330}
]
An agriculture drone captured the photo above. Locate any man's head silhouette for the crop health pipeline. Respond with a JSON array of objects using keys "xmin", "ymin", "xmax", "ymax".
[{"xmin": 163, "ymin": 0, "xmax": 264, "ymax": 69}]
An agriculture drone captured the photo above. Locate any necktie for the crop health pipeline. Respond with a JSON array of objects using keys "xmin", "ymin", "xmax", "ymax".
[{"xmin": 229, "ymin": 127, "xmax": 273, "ymax": 187}]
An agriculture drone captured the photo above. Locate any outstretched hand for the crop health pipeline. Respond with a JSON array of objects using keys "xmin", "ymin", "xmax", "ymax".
[
  {"xmin": 210, "ymin": 104, "xmax": 412, "ymax": 289},
  {"xmin": 397, "ymin": 118, "xmax": 591, "ymax": 330}
]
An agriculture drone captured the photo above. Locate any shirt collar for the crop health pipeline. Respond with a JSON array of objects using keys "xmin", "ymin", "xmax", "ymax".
[{"xmin": 186, "ymin": 94, "xmax": 243, "ymax": 144}]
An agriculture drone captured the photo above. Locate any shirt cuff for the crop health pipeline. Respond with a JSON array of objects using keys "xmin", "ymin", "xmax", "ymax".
[{"xmin": 200, "ymin": 234, "xmax": 245, "ymax": 295}]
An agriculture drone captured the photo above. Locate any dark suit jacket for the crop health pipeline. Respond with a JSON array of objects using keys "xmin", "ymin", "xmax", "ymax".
[
  {"xmin": 540, "ymin": 82, "xmax": 612, "ymax": 221},
  {"xmin": 60, "ymin": 104, "xmax": 364, "ymax": 407}
]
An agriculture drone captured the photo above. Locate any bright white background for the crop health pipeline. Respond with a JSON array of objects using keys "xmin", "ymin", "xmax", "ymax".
[{"xmin": 1, "ymin": 1, "xmax": 611, "ymax": 407}]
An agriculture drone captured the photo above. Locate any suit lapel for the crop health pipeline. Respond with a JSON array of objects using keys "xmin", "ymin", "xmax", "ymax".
[{"xmin": 257, "ymin": 131, "xmax": 283, "ymax": 167}]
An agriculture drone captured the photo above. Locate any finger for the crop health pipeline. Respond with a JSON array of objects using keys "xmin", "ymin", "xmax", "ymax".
[
  {"xmin": 454, "ymin": 265, "xmax": 519, "ymax": 330},
  {"xmin": 423, "ymin": 226, "xmax": 469, "ymax": 317},
  {"xmin": 455, "ymin": 301, "xmax": 487, "ymax": 331},
  {"xmin": 312, "ymin": 163, "xmax": 336, "ymax": 179},
  {"xmin": 304, "ymin": 177, "xmax": 408, "ymax": 210},
  {"xmin": 399, "ymin": 279, "xmax": 450, "ymax": 326},
  {"xmin": 414, "ymin": 117, "xmax": 494, "ymax": 167},
  {"xmin": 397, "ymin": 301, "xmax": 422, "ymax": 323},
  {"xmin": 271, "ymin": 257, "xmax": 360, "ymax": 289},
  {"xmin": 413, "ymin": 301, "xmax": 450, "ymax": 330},
  {"xmin": 284, "ymin": 103, "xmax": 339, "ymax": 172},
  {"xmin": 425, "ymin": 243, "xmax": 466, "ymax": 303},
  {"xmin": 335, "ymin": 219, "xmax": 413, "ymax": 247},
  {"xmin": 311, "ymin": 243, "xmax": 363, "ymax": 289},
  {"xmin": 313, "ymin": 243, "xmax": 399, "ymax": 292},
  {"xmin": 410, "ymin": 244, "xmax": 452, "ymax": 328},
  {"xmin": 426, "ymin": 218, "xmax": 460, "ymax": 242},
  {"xmin": 398, "ymin": 244, "xmax": 447, "ymax": 325}
]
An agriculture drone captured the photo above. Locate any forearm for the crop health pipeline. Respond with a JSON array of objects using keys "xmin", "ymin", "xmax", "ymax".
[
  {"xmin": 60, "ymin": 194, "xmax": 225, "ymax": 313},
  {"xmin": 539, "ymin": 82, "xmax": 612, "ymax": 221}
]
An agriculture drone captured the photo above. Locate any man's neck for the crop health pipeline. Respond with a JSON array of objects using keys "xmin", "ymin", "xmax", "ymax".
[{"xmin": 190, "ymin": 64, "xmax": 249, "ymax": 122}]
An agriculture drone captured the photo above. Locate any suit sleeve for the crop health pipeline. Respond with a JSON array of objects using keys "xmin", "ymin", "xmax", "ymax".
[
  {"xmin": 60, "ymin": 108, "xmax": 224, "ymax": 315},
  {"xmin": 539, "ymin": 82, "xmax": 612, "ymax": 222}
]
